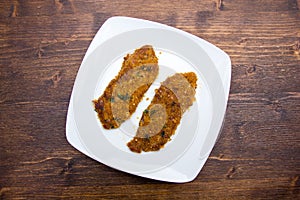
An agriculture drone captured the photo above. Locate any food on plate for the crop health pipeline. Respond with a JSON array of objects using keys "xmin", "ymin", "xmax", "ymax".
[
  {"xmin": 127, "ymin": 72, "xmax": 197, "ymax": 153},
  {"xmin": 93, "ymin": 45, "xmax": 159, "ymax": 129}
]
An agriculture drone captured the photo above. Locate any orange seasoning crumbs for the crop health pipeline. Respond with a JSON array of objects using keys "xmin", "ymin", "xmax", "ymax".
[
  {"xmin": 93, "ymin": 45, "xmax": 159, "ymax": 129},
  {"xmin": 127, "ymin": 72, "xmax": 197, "ymax": 153}
]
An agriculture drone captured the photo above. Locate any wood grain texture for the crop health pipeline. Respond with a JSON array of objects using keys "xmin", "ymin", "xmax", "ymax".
[{"xmin": 0, "ymin": 0, "xmax": 299, "ymax": 199}]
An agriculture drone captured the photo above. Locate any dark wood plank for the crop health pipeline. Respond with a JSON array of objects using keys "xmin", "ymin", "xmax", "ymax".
[{"xmin": 1, "ymin": 0, "xmax": 299, "ymax": 199}]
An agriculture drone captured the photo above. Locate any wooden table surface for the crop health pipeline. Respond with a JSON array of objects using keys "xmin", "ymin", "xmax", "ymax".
[{"xmin": 1, "ymin": 0, "xmax": 299, "ymax": 199}]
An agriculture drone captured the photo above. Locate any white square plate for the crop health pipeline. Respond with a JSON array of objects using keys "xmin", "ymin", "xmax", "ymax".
[{"xmin": 66, "ymin": 17, "xmax": 231, "ymax": 183}]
